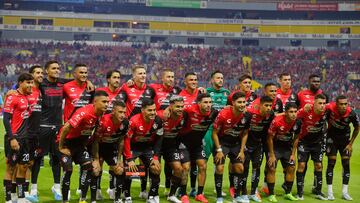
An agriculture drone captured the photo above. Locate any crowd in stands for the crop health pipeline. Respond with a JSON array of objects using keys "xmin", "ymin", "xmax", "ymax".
[{"xmin": 0, "ymin": 40, "xmax": 359, "ymax": 108}]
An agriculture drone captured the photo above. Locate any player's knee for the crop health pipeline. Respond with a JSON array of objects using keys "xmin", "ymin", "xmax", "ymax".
[
  {"xmin": 233, "ymin": 163, "xmax": 244, "ymax": 174},
  {"xmin": 268, "ymin": 166, "xmax": 276, "ymax": 174},
  {"xmin": 297, "ymin": 162, "xmax": 306, "ymax": 172},
  {"xmin": 197, "ymin": 161, "xmax": 207, "ymax": 172},
  {"xmin": 215, "ymin": 165, "xmax": 224, "ymax": 174},
  {"xmin": 81, "ymin": 162, "xmax": 93, "ymax": 171},
  {"xmin": 150, "ymin": 165, "xmax": 161, "ymax": 175},
  {"xmin": 172, "ymin": 166, "xmax": 183, "ymax": 177},
  {"xmin": 314, "ymin": 162, "xmax": 322, "ymax": 171},
  {"xmin": 328, "ymin": 158, "xmax": 336, "ymax": 167},
  {"xmin": 287, "ymin": 165, "xmax": 295, "ymax": 174}
]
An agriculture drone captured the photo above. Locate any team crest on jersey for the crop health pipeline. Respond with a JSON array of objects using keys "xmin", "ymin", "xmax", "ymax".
[
  {"xmin": 293, "ymin": 124, "xmax": 298, "ymax": 131},
  {"xmin": 241, "ymin": 117, "xmax": 246, "ymax": 124},
  {"xmin": 119, "ymin": 124, "xmax": 124, "ymax": 130},
  {"xmin": 275, "ymin": 104, "xmax": 279, "ymax": 109},
  {"xmin": 146, "ymin": 89, "xmax": 150, "ymax": 95},
  {"xmin": 153, "ymin": 123, "xmax": 158, "ymax": 129},
  {"xmin": 291, "ymin": 95, "xmax": 295, "ymax": 99},
  {"xmin": 226, "ymin": 119, "xmax": 232, "ymax": 124},
  {"xmin": 62, "ymin": 156, "xmax": 68, "ymax": 163},
  {"xmin": 180, "ymin": 120, "xmax": 184, "ymax": 125},
  {"xmin": 250, "ymin": 96, "xmax": 254, "ymax": 100},
  {"xmin": 210, "ymin": 92, "xmax": 214, "ymax": 96}
]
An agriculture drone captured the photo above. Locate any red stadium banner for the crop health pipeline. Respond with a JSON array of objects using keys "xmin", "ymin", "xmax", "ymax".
[{"xmin": 277, "ymin": 2, "xmax": 338, "ymax": 11}]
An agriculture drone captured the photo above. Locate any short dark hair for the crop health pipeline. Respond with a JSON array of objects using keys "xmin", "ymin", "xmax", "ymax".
[
  {"xmin": 132, "ymin": 65, "xmax": 146, "ymax": 73},
  {"xmin": 185, "ymin": 72, "xmax": 197, "ymax": 79},
  {"xmin": 141, "ymin": 98, "xmax": 155, "ymax": 109},
  {"xmin": 260, "ymin": 96, "xmax": 273, "ymax": 104},
  {"xmin": 279, "ymin": 72, "xmax": 291, "ymax": 79},
  {"xmin": 264, "ymin": 82, "xmax": 276, "ymax": 89},
  {"xmin": 196, "ymin": 93, "xmax": 211, "ymax": 103},
  {"xmin": 94, "ymin": 90, "xmax": 109, "ymax": 98},
  {"xmin": 29, "ymin": 65, "xmax": 42, "ymax": 74},
  {"xmin": 106, "ymin": 70, "xmax": 121, "ymax": 79},
  {"xmin": 232, "ymin": 92, "xmax": 246, "ymax": 102},
  {"xmin": 309, "ymin": 74, "xmax": 320, "ymax": 80},
  {"xmin": 112, "ymin": 100, "xmax": 126, "ymax": 108},
  {"xmin": 211, "ymin": 70, "xmax": 222, "ymax": 78},
  {"xmin": 315, "ymin": 94, "xmax": 326, "ymax": 100},
  {"xmin": 44, "ymin": 60, "xmax": 59, "ymax": 69},
  {"xmin": 285, "ymin": 102, "xmax": 298, "ymax": 111},
  {"xmin": 18, "ymin": 73, "xmax": 34, "ymax": 83},
  {"xmin": 238, "ymin": 74, "xmax": 252, "ymax": 83},
  {"xmin": 170, "ymin": 95, "xmax": 184, "ymax": 104},
  {"xmin": 74, "ymin": 63, "xmax": 87, "ymax": 70},
  {"xmin": 336, "ymin": 95, "xmax": 347, "ymax": 103}
]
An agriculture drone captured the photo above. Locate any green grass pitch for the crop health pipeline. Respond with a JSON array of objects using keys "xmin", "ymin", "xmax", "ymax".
[{"xmin": 0, "ymin": 123, "xmax": 359, "ymax": 202}]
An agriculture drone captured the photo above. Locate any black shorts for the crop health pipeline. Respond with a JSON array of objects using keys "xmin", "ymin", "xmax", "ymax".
[
  {"xmin": 245, "ymin": 143, "xmax": 263, "ymax": 168},
  {"xmin": 326, "ymin": 136, "xmax": 350, "ymax": 157},
  {"xmin": 60, "ymin": 139, "xmax": 92, "ymax": 171},
  {"xmin": 7, "ymin": 138, "xmax": 31, "ymax": 166},
  {"xmin": 128, "ymin": 148, "xmax": 155, "ymax": 168},
  {"xmin": 28, "ymin": 136, "xmax": 42, "ymax": 160},
  {"xmin": 274, "ymin": 145, "xmax": 295, "ymax": 167},
  {"xmin": 179, "ymin": 144, "xmax": 206, "ymax": 163},
  {"xmin": 99, "ymin": 142, "xmax": 118, "ymax": 166},
  {"xmin": 213, "ymin": 144, "xmax": 243, "ymax": 165},
  {"xmin": 297, "ymin": 142, "xmax": 323, "ymax": 163},
  {"xmin": 162, "ymin": 148, "xmax": 181, "ymax": 163},
  {"xmin": 38, "ymin": 126, "xmax": 60, "ymax": 157}
]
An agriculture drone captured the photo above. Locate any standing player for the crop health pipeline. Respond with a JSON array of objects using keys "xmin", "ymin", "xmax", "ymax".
[
  {"xmin": 212, "ymin": 92, "xmax": 251, "ymax": 203},
  {"xmin": 266, "ymin": 102, "xmax": 301, "ymax": 202},
  {"xmin": 3, "ymin": 73, "xmax": 34, "ymax": 203},
  {"xmin": 179, "ymin": 72, "xmax": 200, "ymax": 108},
  {"xmin": 91, "ymin": 100, "xmax": 129, "ymax": 203},
  {"xmin": 296, "ymin": 94, "xmax": 328, "ymax": 200},
  {"xmin": 243, "ymin": 96, "xmax": 274, "ymax": 203},
  {"xmin": 158, "ymin": 96, "xmax": 186, "ymax": 203},
  {"xmin": 178, "ymin": 93, "xmax": 218, "ymax": 203},
  {"xmin": 228, "ymin": 74, "xmax": 257, "ymax": 106},
  {"xmin": 57, "ymin": 90, "xmax": 109, "ymax": 203},
  {"xmin": 276, "ymin": 73, "xmax": 297, "ymax": 108},
  {"xmin": 123, "ymin": 99, "xmax": 163, "ymax": 203},
  {"xmin": 325, "ymin": 95, "xmax": 359, "ymax": 201},
  {"xmin": 297, "ymin": 74, "xmax": 328, "ymax": 108}
]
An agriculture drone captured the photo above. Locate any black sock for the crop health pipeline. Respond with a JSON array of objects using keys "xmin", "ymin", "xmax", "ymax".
[
  {"xmin": 180, "ymin": 184, "xmax": 187, "ymax": 197},
  {"xmin": 169, "ymin": 176, "xmax": 182, "ymax": 196},
  {"xmin": 190, "ymin": 163, "xmax": 197, "ymax": 189},
  {"xmin": 115, "ymin": 175, "xmax": 124, "ymax": 201},
  {"xmin": 197, "ymin": 186, "xmax": 204, "ymax": 195},
  {"xmin": 109, "ymin": 170, "xmax": 115, "ymax": 190},
  {"xmin": 90, "ymin": 174, "xmax": 97, "ymax": 201},
  {"xmin": 285, "ymin": 181, "xmax": 293, "ymax": 194},
  {"xmin": 165, "ymin": 164, "xmax": 172, "ymax": 189},
  {"xmin": 78, "ymin": 169, "xmax": 83, "ymax": 191},
  {"xmin": 149, "ymin": 171, "xmax": 160, "ymax": 197},
  {"xmin": 4, "ymin": 180, "xmax": 12, "ymax": 201},
  {"xmin": 215, "ymin": 173, "xmax": 223, "ymax": 198},
  {"xmin": 296, "ymin": 171, "xmax": 305, "ymax": 196},
  {"xmin": 123, "ymin": 178, "xmax": 132, "ymax": 198},
  {"xmin": 268, "ymin": 182, "xmax": 275, "ymax": 195},
  {"xmin": 140, "ymin": 170, "xmax": 148, "ymax": 192},
  {"xmin": 24, "ymin": 181, "xmax": 29, "ymax": 193},
  {"xmin": 234, "ymin": 173, "xmax": 242, "ymax": 198},
  {"xmin": 61, "ymin": 170, "xmax": 72, "ymax": 201},
  {"xmin": 97, "ymin": 171, "xmax": 102, "ymax": 190},
  {"xmin": 229, "ymin": 172, "xmax": 234, "ymax": 188},
  {"xmin": 80, "ymin": 169, "xmax": 91, "ymax": 199},
  {"xmin": 51, "ymin": 154, "xmax": 61, "ymax": 184},
  {"xmin": 342, "ymin": 160, "xmax": 350, "ymax": 185},
  {"xmin": 251, "ymin": 168, "xmax": 260, "ymax": 195},
  {"xmin": 16, "ymin": 178, "xmax": 26, "ymax": 198},
  {"xmin": 326, "ymin": 159, "xmax": 336, "ymax": 185},
  {"xmin": 31, "ymin": 158, "xmax": 41, "ymax": 184},
  {"xmin": 314, "ymin": 171, "xmax": 323, "ymax": 194},
  {"xmin": 11, "ymin": 182, "xmax": 17, "ymax": 193}
]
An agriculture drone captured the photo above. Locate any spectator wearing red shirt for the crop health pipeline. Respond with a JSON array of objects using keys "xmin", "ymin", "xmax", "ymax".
[{"xmin": 57, "ymin": 91, "xmax": 109, "ymax": 203}]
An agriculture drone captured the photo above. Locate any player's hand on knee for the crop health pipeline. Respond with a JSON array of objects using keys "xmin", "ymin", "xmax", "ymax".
[
  {"xmin": 215, "ymin": 152, "xmax": 224, "ymax": 165},
  {"xmin": 92, "ymin": 160, "xmax": 101, "ymax": 176},
  {"xmin": 59, "ymin": 147, "xmax": 71, "ymax": 156},
  {"xmin": 127, "ymin": 161, "xmax": 138, "ymax": 172},
  {"xmin": 150, "ymin": 159, "xmax": 161, "ymax": 175},
  {"xmin": 344, "ymin": 144, "xmax": 352, "ymax": 157},
  {"xmin": 267, "ymin": 154, "xmax": 276, "ymax": 168},
  {"xmin": 113, "ymin": 163, "xmax": 124, "ymax": 175},
  {"xmin": 237, "ymin": 151, "xmax": 245, "ymax": 162}
]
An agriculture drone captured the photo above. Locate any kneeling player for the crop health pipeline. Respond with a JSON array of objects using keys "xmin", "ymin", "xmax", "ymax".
[
  {"xmin": 325, "ymin": 95, "xmax": 359, "ymax": 201},
  {"xmin": 266, "ymin": 102, "xmax": 301, "ymax": 202},
  {"xmin": 212, "ymin": 92, "xmax": 251, "ymax": 203},
  {"xmin": 57, "ymin": 91, "xmax": 109, "ymax": 203},
  {"xmin": 123, "ymin": 99, "xmax": 163, "ymax": 203},
  {"xmin": 91, "ymin": 100, "xmax": 129, "ymax": 203}
]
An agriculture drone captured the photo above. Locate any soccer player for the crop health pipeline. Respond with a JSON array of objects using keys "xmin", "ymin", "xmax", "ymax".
[
  {"xmin": 297, "ymin": 74, "xmax": 328, "ymax": 108},
  {"xmin": 3, "ymin": 73, "xmax": 34, "ymax": 203},
  {"xmin": 243, "ymin": 96, "xmax": 274, "ymax": 203},
  {"xmin": 158, "ymin": 96, "xmax": 186, "ymax": 203},
  {"xmin": 276, "ymin": 73, "xmax": 298, "ymax": 108},
  {"xmin": 296, "ymin": 94, "xmax": 328, "ymax": 200},
  {"xmin": 212, "ymin": 92, "xmax": 251, "ymax": 203},
  {"xmin": 266, "ymin": 102, "xmax": 301, "ymax": 202},
  {"xmin": 57, "ymin": 90, "xmax": 109, "ymax": 203},
  {"xmin": 228, "ymin": 74, "xmax": 257, "ymax": 106},
  {"xmin": 178, "ymin": 93, "xmax": 218, "ymax": 203},
  {"xmin": 91, "ymin": 100, "xmax": 129, "ymax": 203},
  {"xmin": 123, "ymin": 99, "xmax": 163, "ymax": 203},
  {"xmin": 325, "ymin": 95, "xmax": 359, "ymax": 201}
]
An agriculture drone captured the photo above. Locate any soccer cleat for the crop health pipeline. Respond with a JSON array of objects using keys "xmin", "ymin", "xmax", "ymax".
[
  {"xmin": 342, "ymin": 193, "xmax": 353, "ymax": 201},
  {"xmin": 124, "ymin": 197, "xmax": 132, "ymax": 203},
  {"xmin": 240, "ymin": 195, "xmax": 250, "ymax": 203},
  {"xmin": 194, "ymin": 194, "xmax": 208, "ymax": 203},
  {"xmin": 295, "ymin": 194, "xmax": 304, "ymax": 201},
  {"xmin": 114, "ymin": 200, "xmax": 123, "ymax": 203},
  {"xmin": 11, "ymin": 193, "xmax": 18, "ymax": 203},
  {"xmin": 17, "ymin": 198, "xmax": 33, "ymax": 203},
  {"xmin": 315, "ymin": 192, "xmax": 328, "ymax": 201},
  {"xmin": 25, "ymin": 194, "xmax": 39, "ymax": 203},
  {"xmin": 249, "ymin": 194, "xmax": 262, "ymax": 202},
  {"xmin": 327, "ymin": 193, "xmax": 335, "ymax": 201},
  {"xmin": 91, "ymin": 201, "xmax": 96, "ymax": 203},
  {"xmin": 154, "ymin": 196, "xmax": 160, "ymax": 203},
  {"xmin": 76, "ymin": 189, "xmax": 82, "ymax": 196},
  {"xmin": 213, "ymin": 189, "xmax": 227, "ymax": 197},
  {"xmin": 167, "ymin": 195, "xmax": 182, "ymax": 203},
  {"xmin": 229, "ymin": 187, "xmax": 235, "ymax": 198},
  {"xmin": 284, "ymin": 193, "xmax": 298, "ymax": 201},
  {"xmin": 268, "ymin": 195, "xmax": 278, "ymax": 203},
  {"xmin": 216, "ymin": 197, "xmax": 223, "ymax": 203},
  {"xmin": 107, "ymin": 188, "xmax": 115, "ymax": 200},
  {"xmin": 95, "ymin": 189, "xmax": 103, "ymax": 200},
  {"xmin": 146, "ymin": 196, "xmax": 158, "ymax": 203},
  {"xmin": 189, "ymin": 188, "xmax": 197, "ymax": 197},
  {"xmin": 261, "ymin": 185, "xmax": 270, "ymax": 196},
  {"xmin": 139, "ymin": 191, "xmax": 148, "ymax": 199},
  {"xmin": 233, "ymin": 196, "xmax": 243, "ymax": 203},
  {"xmin": 51, "ymin": 185, "xmax": 63, "ymax": 201},
  {"xmin": 181, "ymin": 195, "xmax": 190, "ymax": 203}
]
